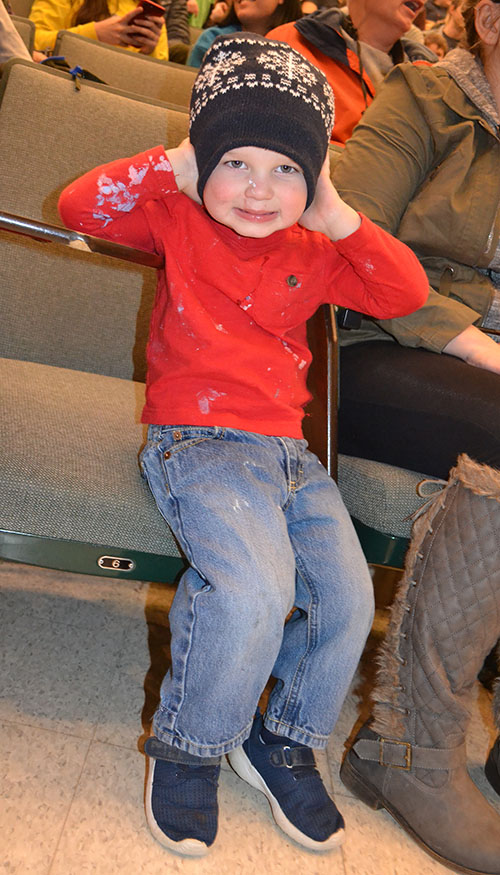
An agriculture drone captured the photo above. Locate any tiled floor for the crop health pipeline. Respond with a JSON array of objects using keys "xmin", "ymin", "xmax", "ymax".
[{"xmin": 1, "ymin": 559, "xmax": 499, "ymax": 875}]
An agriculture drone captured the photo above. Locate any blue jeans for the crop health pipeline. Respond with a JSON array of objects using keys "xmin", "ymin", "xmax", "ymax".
[{"xmin": 140, "ymin": 425, "xmax": 374, "ymax": 757}]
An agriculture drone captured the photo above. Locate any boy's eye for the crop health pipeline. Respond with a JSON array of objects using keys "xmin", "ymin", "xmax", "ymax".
[
  {"xmin": 225, "ymin": 159, "xmax": 245, "ymax": 169},
  {"xmin": 277, "ymin": 164, "xmax": 299, "ymax": 174}
]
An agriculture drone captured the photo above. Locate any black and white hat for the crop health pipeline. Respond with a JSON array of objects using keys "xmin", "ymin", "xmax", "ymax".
[{"xmin": 189, "ymin": 33, "xmax": 335, "ymax": 209}]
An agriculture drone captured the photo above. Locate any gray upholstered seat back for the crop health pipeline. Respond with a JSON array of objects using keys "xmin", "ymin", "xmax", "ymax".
[
  {"xmin": 54, "ymin": 31, "xmax": 197, "ymax": 107},
  {"xmin": 9, "ymin": 0, "xmax": 33, "ymax": 16},
  {"xmin": 0, "ymin": 60, "xmax": 189, "ymax": 381},
  {"xmin": 11, "ymin": 15, "xmax": 35, "ymax": 52}
]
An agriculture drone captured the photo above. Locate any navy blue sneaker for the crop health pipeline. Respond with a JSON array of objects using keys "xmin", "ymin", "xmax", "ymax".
[
  {"xmin": 227, "ymin": 714, "xmax": 344, "ymax": 851},
  {"xmin": 144, "ymin": 738, "xmax": 220, "ymax": 856}
]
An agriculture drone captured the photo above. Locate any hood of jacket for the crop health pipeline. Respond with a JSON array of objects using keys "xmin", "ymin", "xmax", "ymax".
[
  {"xmin": 437, "ymin": 47, "xmax": 500, "ymax": 134},
  {"xmin": 294, "ymin": 8, "xmax": 436, "ymax": 68}
]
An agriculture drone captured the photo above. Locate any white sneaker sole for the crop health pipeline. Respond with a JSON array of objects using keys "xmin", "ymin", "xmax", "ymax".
[
  {"xmin": 227, "ymin": 745, "xmax": 345, "ymax": 852},
  {"xmin": 145, "ymin": 758, "xmax": 212, "ymax": 857}
]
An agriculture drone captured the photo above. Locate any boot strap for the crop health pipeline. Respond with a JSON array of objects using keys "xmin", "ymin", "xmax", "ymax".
[{"xmin": 352, "ymin": 737, "xmax": 466, "ymax": 772}]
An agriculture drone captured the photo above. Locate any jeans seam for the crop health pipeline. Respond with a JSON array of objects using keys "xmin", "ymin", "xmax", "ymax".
[{"xmin": 278, "ymin": 561, "xmax": 318, "ymax": 724}]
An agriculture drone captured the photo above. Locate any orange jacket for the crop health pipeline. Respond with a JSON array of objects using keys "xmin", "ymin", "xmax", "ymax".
[{"xmin": 268, "ymin": 11, "xmax": 434, "ymax": 146}]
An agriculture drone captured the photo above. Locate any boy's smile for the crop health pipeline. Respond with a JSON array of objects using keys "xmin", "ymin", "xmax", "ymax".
[{"xmin": 202, "ymin": 146, "xmax": 308, "ymax": 238}]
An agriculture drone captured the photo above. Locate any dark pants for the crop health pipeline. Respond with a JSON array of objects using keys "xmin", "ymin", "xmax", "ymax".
[{"xmin": 339, "ymin": 342, "xmax": 500, "ymax": 480}]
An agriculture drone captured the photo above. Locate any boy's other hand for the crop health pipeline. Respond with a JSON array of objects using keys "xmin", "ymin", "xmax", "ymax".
[
  {"xmin": 167, "ymin": 139, "xmax": 201, "ymax": 203},
  {"xmin": 299, "ymin": 155, "xmax": 360, "ymax": 241}
]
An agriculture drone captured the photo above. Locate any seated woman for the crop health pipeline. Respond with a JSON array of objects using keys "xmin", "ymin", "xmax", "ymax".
[
  {"xmin": 187, "ymin": 0, "xmax": 301, "ymax": 66},
  {"xmin": 333, "ymin": 3, "xmax": 500, "ymax": 875},
  {"xmin": 333, "ymin": 0, "xmax": 500, "ymax": 481},
  {"xmin": 29, "ymin": 0, "xmax": 168, "ymax": 59}
]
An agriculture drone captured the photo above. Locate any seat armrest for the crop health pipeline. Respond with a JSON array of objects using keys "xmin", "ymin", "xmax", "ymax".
[{"xmin": 0, "ymin": 210, "xmax": 164, "ymax": 269}]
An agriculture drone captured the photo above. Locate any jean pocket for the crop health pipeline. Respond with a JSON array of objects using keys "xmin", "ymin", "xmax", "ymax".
[{"xmin": 156, "ymin": 426, "xmax": 224, "ymax": 459}]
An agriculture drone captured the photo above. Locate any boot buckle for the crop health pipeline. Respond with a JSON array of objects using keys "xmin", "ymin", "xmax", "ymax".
[{"xmin": 379, "ymin": 738, "xmax": 412, "ymax": 770}]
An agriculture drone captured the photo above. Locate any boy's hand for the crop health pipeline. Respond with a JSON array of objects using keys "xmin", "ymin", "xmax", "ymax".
[
  {"xmin": 299, "ymin": 154, "xmax": 361, "ymax": 241},
  {"xmin": 166, "ymin": 139, "xmax": 201, "ymax": 203}
]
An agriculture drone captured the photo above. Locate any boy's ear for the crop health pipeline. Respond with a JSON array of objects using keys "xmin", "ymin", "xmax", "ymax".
[{"xmin": 475, "ymin": 0, "xmax": 500, "ymax": 46}]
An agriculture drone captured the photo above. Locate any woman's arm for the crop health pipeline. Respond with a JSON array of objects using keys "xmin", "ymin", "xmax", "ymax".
[
  {"xmin": 333, "ymin": 65, "xmax": 433, "ymax": 238},
  {"xmin": 30, "ymin": 0, "xmax": 166, "ymax": 55},
  {"xmin": 30, "ymin": 0, "xmax": 101, "ymax": 51},
  {"xmin": 332, "ymin": 63, "xmax": 491, "ymax": 357},
  {"xmin": 443, "ymin": 325, "xmax": 500, "ymax": 375}
]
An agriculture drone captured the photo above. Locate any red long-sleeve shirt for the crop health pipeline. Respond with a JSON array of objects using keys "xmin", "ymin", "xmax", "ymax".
[{"xmin": 59, "ymin": 145, "xmax": 428, "ymax": 438}]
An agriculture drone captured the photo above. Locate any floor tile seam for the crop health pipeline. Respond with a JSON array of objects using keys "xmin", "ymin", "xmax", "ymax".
[
  {"xmin": 332, "ymin": 786, "xmax": 357, "ymax": 799},
  {"xmin": 88, "ymin": 735, "xmax": 144, "ymax": 754},
  {"xmin": 46, "ymin": 734, "xmax": 93, "ymax": 875},
  {"xmin": 0, "ymin": 715, "xmax": 99, "ymax": 742}
]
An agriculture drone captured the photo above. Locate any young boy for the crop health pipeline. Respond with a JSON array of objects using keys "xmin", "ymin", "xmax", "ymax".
[{"xmin": 59, "ymin": 33, "xmax": 428, "ymax": 857}]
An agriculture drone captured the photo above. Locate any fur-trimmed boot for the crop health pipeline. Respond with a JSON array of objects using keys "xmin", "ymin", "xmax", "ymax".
[{"xmin": 340, "ymin": 454, "xmax": 500, "ymax": 875}]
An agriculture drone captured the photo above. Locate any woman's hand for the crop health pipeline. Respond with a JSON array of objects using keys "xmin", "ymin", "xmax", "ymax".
[
  {"xmin": 299, "ymin": 154, "xmax": 361, "ymax": 241},
  {"xmin": 443, "ymin": 324, "xmax": 500, "ymax": 374},
  {"xmin": 123, "ymin": 11, "xmax": 164, "ymax": 54},
  {"xmin": 94, "ymin": 10, "xmax": 137, "ymax": 46},
  {"xmin": 95, "ymin": 8, "xmax": 162, "ymax": 53},
  {"xmin": 167, "ymin": 138, "xmax": 201, "ymax": 203}
]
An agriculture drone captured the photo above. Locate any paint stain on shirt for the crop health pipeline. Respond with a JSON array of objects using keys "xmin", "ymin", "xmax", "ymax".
[{"xmin": 196, "ymin": 388, "xmax": 227, "ymax": 414}]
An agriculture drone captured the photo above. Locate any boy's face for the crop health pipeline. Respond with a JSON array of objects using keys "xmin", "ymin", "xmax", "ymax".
[{"xmin": 203, "ymin": 146, "xmax": 308, "ymax": 238}]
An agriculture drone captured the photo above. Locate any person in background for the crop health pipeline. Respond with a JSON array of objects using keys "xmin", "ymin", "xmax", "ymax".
[
  {"xmin": 161, "ymin": 0, "xmax": 190, "ymax": 61},
  {"xmin": 188, "ymin": 0, "xmax": 301, "ymax": 65},
  {"xmin": 29, "ymin": 0, "xmax": 168, "ymax": 59},
  {"xmin": 0, "ymin": 0, "xmax": 33, "ymax": 63},
  {"xmin": 425, "ymin": 0, "xmax": 450, "ymax": 20},
  {"xmin": 300, "ymin": 0, "xmax": 340, "ymax": 16},
  {"xmin": 186, "ymin": 0, "xmax": 211, "ymax": 27},
  {"xmin": 423, "ymin": 26, "xmax": 448, "ymax": 54},
  {"xmin": 267, "ymin": 0, "xmax": 436, "ymax": 145},
  {"xmin": 203, "ymin": 0, "xmax": 230, "ymax": 26},
  {"xmin": 332, "ymin": 1, "xmax": 500, "ymax": 873},
  {"xmin": 429, "ymin": 0, "xmax": 465, "ymax": 50}
]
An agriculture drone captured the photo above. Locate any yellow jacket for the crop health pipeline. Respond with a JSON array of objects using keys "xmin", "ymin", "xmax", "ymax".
[{"xmin": 30, "ymin": 0, "xmax": 168, "ymax": 59}]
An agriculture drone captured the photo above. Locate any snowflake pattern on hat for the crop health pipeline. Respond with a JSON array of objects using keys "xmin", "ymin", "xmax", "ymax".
[{"xmin": 190, "ymin": 37, "xmax": 335, "ymax": 136}]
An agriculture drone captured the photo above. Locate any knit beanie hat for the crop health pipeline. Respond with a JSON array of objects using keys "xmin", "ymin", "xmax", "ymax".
[{"xmin": 189, "ymin": 32, "xmax": 335, "ymax": 209}]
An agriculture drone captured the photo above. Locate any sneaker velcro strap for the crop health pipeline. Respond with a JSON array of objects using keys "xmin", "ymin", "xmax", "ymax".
[
  {"xmin": 352, "ymin": 737, "xmax": 466, "ymax": 772},
  {"xmin": 268, "ymin": 746, "xmax": 316, "ymax": 768}
]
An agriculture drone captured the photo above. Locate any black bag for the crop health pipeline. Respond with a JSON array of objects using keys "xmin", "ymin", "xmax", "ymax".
[{"xmin": 39, "ymin": 56, "xmax": 107, "ymax": 89}]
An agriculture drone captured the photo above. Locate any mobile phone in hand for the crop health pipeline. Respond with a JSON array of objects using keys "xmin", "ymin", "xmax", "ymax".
[{"xmin": 130, "ymin": 0, "xmax": 165, "ymax": 21}]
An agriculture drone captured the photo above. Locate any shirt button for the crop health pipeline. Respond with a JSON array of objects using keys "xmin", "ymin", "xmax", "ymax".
[{"xmin": 286, "ymin": 274, "xmax": 298, "ymax": 287}]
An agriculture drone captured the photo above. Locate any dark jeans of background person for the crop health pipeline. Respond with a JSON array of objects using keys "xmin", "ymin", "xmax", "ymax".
[{"xmin": 338, "ymin": 341, "xmax": 500, "ymax": 480}]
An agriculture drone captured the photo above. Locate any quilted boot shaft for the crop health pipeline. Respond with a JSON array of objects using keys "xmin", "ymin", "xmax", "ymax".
[
  {"xmin": 371, "ymin": 453, "xmax": 500, "ymax": 772},
  {"xmin": 340, "ymin": 456, "xmax": 500, "ymax": 874}
]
